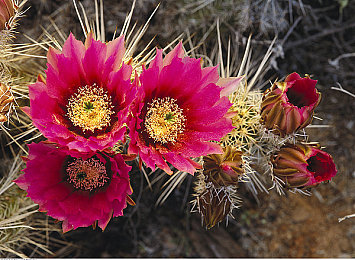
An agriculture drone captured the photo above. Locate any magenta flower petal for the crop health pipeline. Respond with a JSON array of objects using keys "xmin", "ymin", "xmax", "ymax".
[
  {"xmin": 285, "ymin": 73, "xmax": 319, "ymax": 108},
  {"xmin": 148, "ymin": 48, "xmax": 164, "ymax": 69},
  {"xmin": 14, "ymin": 142, "xmax": 133, "ymax": 232},
  {"xmin": 129, "ymin": 43, "xmax": 234, "ymax": 174},
  {"xmin": 46, "ymin": 47, "xmax": 61, "ymax": 70},
  {"xmin": 174, "ymin": 139, "xmax": 223, "ymax": 158},
  {"xmin": 61, "ymin": 33, "xmax": 86, "ymax": 71},
  {"xmin": 28, "ymin": 33, "xmax": 136, "ymax": 152},
  {"xmin": 218, "ymin": 76, "xmax": 244, "ymax": 97},
  {"xmin": 306, "ymin": 148, "xmax": 337, "ymax": 185},
  {"xmin": 284, "ymin": 71, "xmax": 302, "ymax": 82},
  {"xmin": 82, "ymin": 37, "xmax": 108, "ymax": 84},
  {"xmin": 106, "ymin": 36, "xmax": 125, "ymax": 64},
  {"xmin": 163, "ymin": 42, "xmax": 185, "ymax": 66},
  {"xmin": 200, "ymin": 66, "xmax": 219, "ymax": 86},
  {"xmin": 164, "ymin": 152, "xmax": 197, "ymax": 174}
]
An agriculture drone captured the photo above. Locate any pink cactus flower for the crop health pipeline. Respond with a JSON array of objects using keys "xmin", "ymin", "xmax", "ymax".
[
  {"xmin": 261, "ymin": 72, "xmax": 321, "ymax": 136},
  {"xmin": 128, "ymin": 43, "xmax": 238, "ymax": 174},
  {"xmin": 271, "ymin": 143, "xmax": 337, "ymax": 189},
  {"xmin": 25, "ymin": 33, "xmax": 136, "ymax": 152},
  {"xmin": 15, "ymin": 142, "xmax": 133, "ymax": 232}
]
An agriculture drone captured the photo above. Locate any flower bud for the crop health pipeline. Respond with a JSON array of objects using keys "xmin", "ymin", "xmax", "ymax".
[
  {"xmin": 197, "ymin": 187, "xmax": 232, "ymax": 229},
  {"xmin": 0, "ymin": 0, "xmax": 18, "ymax": 31},
  {"xmin": 203, "ymin": 146, "xmax": 243, "ymax": 187},
  {"xmin": 271, "ymin": 143, "xmax": 337, "ymax": 189},
  {"xmin": 261, "ymin": 73, "xmax": 321, "ymax": 137},
  {"xmin": 0, "ymin": 82, "xmax": 14, "ymax": 122}
]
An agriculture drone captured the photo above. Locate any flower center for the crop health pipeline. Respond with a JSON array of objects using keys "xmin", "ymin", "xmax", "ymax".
[
  {"xmin": 306, "ymin": 153, "xmax": 332, "ymax": 181},
  {"xmin": 286, "ymin": 80, "xmax": 318, "ymax": 108},
  {"xmin": 67, "ymin": 84, "xmax": 114, "ymax": 133},
  {"xmin": 66, "ymin": 157, "xmax": 109, "ymax": 191},
  {"xmin": 145, "ymin": 97, "xmax": 186, "ymax": 144}
]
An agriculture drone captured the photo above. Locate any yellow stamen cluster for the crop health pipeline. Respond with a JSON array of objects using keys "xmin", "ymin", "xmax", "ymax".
[
  {"xmin": 67, "ymin": 84, "xmax": 114, "ymax": 133},
  {"xmin": 145, "ymin": 97, "xmax": 186, "ymax": 144},
  {"xmin": 66, "ymin": 157, "xmax": 108, "ymax": 191}
]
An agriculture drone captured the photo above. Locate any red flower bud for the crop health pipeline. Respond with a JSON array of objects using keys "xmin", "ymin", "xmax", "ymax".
[
  {"xmin": 261, "ymin": 73, "xmax": 321, "ymax": 136},
  {"xmin": 0, "ymin": 0, "xmax": 18, "ymax": 31},
  {"xmin": 271, "ymin": 143, "xmax": 337, "ymax": 189},
  {"xmin": 203, "ymin": 146, "xmax": 243, "ymax": 187}
]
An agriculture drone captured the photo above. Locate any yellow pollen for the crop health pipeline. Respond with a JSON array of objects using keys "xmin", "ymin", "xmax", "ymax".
[
  {"xmin": 145, "ymin": 97, "xmax": 186, "ymax": 144},
  {"xmin": 66, "ymin": 157, "xmax": 108, "ymax": 191},
  {"xmin": 67, "ymin": 84, "xmax": 114, "ymax": 133}
]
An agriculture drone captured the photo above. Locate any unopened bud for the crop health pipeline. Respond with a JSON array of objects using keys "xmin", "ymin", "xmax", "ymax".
[
  {"xmin": 0, "ymin": 0, "xmax": 18, "ymax": 31},
  {"xmin": 203, "ymin": 146, "xmax": 243, "ymax": 187},
  {"xmin": 271, "ymin": 143, "xmax": 337, "ymax": 189},
  {"xmin": 261, "ymin": 73, "xmax": 321, "ymax": 137},
  {"xmin": 197, "ymin": 187, "xmax": 232, "ymax": 229}
]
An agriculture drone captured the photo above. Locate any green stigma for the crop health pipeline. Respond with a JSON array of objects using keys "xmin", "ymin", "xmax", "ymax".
[
  {"xmin": 165, "ymin": 112, "xmax": 175, "ymax": 122},
  {"xmin": 83, "ymin": 101, "xmax": 94, "ymax": 112}
]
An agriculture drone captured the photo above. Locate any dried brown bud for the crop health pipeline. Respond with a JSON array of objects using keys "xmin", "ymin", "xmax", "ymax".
[
  {"xmin": 203, "ymin": 146, "xmax": 243, "ymax": 187},
  {"xmin": 197, "ymin": 187, "xmax": 231, "ymax": 229},
  {"xmin": 0, "ymin": 82, "xmax": 14, "ymax": 122}
]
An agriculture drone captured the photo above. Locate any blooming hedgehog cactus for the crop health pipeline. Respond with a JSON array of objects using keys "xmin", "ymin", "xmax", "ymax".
[
  {"xmin": 128, "ymin": 43, "xmax": 239, "ymax": 174},
  {"xmin": 15, "ymin": 142, "xmax": 133, "ymax": 232},
  {"xmin": 24, "ymin": 33, "xmax": 136, "ymax": 152},
  {"xmin": 15, "ymin": 30, "xmax": 242, "ymax": 231},
  {"xmin": 11, "ymin": 0, "xmax": 339, "ymax": 233},
  {"xmin": 22, "ymin": 34, "xmax": 136, "ymax": 152},
  {"xmin": 15, "ymin": 32, "xmax": 137, "ymax": 231}
]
